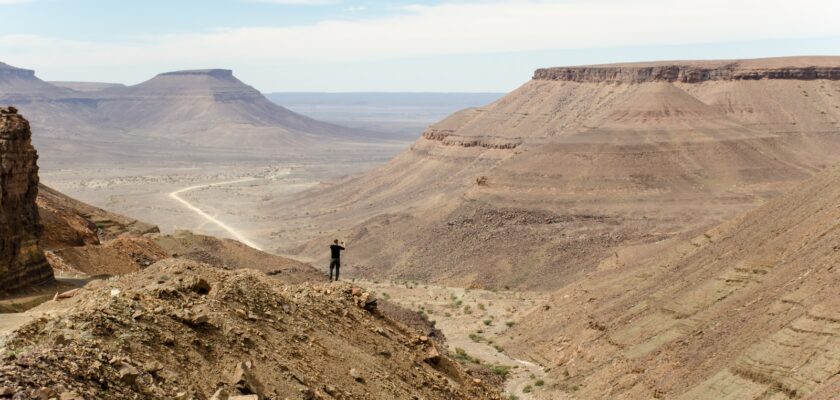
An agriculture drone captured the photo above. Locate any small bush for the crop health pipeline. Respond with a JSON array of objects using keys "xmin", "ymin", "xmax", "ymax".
[
  {"xmin": 523, "ymin": 385, "xmax": 532, "ymax": 393},
  {"xmin": 483, "ymin": 319, "xmax": 492, "ymax": 326},
  {"xmin": 535, "ymin": 379, "xmax": 545, "ymax": 387},
  {"xmin": 506, "ymin": 321, "xmax": 516, "ymax": 328},
  {"xmin": 491, "ymin": 365, "xmax": 512, "ymax": 378}
]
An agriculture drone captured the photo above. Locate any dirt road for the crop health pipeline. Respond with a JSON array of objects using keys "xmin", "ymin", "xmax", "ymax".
[{"xmin": 169, "ymin": 176, "xmax": 269, "ymax": 250}]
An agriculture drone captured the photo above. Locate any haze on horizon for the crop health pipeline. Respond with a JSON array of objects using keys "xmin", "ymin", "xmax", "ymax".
[{"xmin": 2, "ymin": 0, "xmax": 840, "ymax": 92}]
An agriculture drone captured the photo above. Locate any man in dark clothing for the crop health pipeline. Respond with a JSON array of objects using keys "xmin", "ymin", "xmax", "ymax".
[{"xmin": 329, "ymin": 239, "xmax": 345, "ymax": 281}]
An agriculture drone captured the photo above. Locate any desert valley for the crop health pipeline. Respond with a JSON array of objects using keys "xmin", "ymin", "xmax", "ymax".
[{"xmin": 1, "ymin": 28, "xmax": 840, "ymax": 400}]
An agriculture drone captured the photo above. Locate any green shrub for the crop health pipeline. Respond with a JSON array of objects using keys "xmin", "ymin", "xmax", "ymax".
[{"xmin": 491, "ymin": 365, "xmax": 512, "ymax": 378}]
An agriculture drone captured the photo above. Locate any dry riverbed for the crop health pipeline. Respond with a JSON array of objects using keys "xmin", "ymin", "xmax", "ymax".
[{"xmin": 361, "ymin": 280, "xmax": 557, "ymax": 399}]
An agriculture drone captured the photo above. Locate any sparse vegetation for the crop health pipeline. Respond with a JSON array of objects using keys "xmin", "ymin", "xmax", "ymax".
[
  {"xmin": 506, "ymin": 321, "xmax": 516, "ymax": 328},
  {"xmin": 469, "ymin": 333, "xmax": 485, "ymax": 343},
  {"xmin": 490, "ymin": 364, "xmax": 512, "ymax": 378}
]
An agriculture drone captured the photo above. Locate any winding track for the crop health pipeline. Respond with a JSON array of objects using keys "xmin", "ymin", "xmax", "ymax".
[{"xmin": 168, "ymin": 177, "xmax": 264, "ymax": 250}]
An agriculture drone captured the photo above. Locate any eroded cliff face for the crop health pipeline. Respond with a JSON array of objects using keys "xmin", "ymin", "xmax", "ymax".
[
  {"xmin": 533, "ymin": 62, "xmax": 840, "ymax": 83},
  {"xmin": 0, "ymin": 106, "xmax": 53, "ymax": 293}
]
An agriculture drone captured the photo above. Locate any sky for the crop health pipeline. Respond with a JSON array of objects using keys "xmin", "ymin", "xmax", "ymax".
[{"xmin": 1, "ymin": 0, "xmax": 840, "ymax": 92}]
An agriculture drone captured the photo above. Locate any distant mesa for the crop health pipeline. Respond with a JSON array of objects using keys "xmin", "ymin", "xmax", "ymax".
[
  {"xmin": 157, "ymin": 69, "xmax": 234, "ymax": 78},
  {"xmin": 0, "ymin": 61, "xmax": 387, "ymax": 165},
  {"xmin": 0, "ymin": 61, "xmax": 36, "ymax": 79}
]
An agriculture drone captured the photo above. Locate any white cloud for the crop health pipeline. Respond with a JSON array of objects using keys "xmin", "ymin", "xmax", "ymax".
[{"xmin": 2, "ymin": 0, "xmax": 840, "ymax": 71}]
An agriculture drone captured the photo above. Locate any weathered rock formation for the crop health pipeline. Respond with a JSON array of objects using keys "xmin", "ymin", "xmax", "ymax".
[
  {"xmin": 534, "ymin": 57, "xmax": 840, "ymax": 83},
  {"xmin": 0, "ymin": 107, "xmax": 53, "ymax": 292}
]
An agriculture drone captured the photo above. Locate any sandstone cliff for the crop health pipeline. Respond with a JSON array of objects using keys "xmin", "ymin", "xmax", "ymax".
[
  {"xmin": 0, "ymin": 107, "xmax": 53, "ymax": 293},
  {"xmin": 533, "ymin": 59, "xmax": 840, "ymax": 83}
]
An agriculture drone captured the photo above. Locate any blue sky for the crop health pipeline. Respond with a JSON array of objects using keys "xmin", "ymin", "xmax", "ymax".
[{"xmin": 2, "ymin": 0, "xmax": 840, "ymax": 92}]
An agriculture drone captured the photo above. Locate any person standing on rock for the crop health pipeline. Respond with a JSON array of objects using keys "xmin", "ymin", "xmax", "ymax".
[{"xmin": 329, "ymin": 239, "xmax": 346, "ymax": 281}]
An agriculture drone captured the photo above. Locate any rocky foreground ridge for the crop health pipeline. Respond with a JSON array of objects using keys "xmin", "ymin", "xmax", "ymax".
[
  {"xmin": 0, "ymin": 259, "xmax": 501, "ymax": 399},
  {"xmin": 0, "ymin": 107, "xmax": 53, "ymax": 293},
  {"xmin": 534, "ymin": 56, "xmax": 840, "ymax": 83}
]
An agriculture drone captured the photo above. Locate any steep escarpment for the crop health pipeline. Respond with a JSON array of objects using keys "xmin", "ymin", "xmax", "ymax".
[
  {"xmin": 502, "ymin": 163, "xmax": 840, "ymax": 399},
  {"xmin": 275, "ymin": 56, "xmax": 840, "ymax": 290},
  {"xmin": 533, "ymin": 56, "xmax": 840, "ymax": 83},
  {"xmin": 0, "ymin": 107, "xmax": 54, "ymax": 293},
  {"xmin": 0, "ymin": 259, "xmax": 502, "ymax": 399}
]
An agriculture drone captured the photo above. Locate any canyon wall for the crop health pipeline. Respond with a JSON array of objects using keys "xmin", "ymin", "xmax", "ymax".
[
  {"xmin": 0, "ymin": 106, "xmax": 53, "ymax": 293},
  {"xmin": 534, "ymin": 63, "xmax": 840, "ymax": 83}
]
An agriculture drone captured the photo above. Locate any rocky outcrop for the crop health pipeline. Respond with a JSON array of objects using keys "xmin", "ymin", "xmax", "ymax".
[
  {"xmin": 422, "ymin": 129, "xmax": 520, "ymax": 149},
  {"xmin": 534, "ymin": 64, "xmax": 840, "ymax": 83},
  {"xmin": 0, "ymin": 107, "xmax": 53, "ymax": 292}
]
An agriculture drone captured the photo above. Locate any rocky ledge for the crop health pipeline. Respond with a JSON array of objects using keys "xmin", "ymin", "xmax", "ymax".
[
  {"xmin": 422, "ymin": 129, "xmax": 520, "ymax": 150},
  {"xmin": 0, "ymin": 107, "xmax": 54, "ymax": 293},
  {"xmin": 534, "ymin": 63, "xmax": 840, "ymax": 83}
]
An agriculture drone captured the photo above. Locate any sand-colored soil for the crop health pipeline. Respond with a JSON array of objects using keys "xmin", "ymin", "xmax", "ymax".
[{"xmin": 363, "ymin": 279, "xmax": 553, "ymax": 399}]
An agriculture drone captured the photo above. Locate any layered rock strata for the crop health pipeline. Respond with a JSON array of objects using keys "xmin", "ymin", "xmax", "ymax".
[
  {"xmin": 0, "ymin": 106, "xmax": 53, "ymax": 292},
  {"xmin": 534, "ymin": 63, "xmax": 840, "ymax": 83}
]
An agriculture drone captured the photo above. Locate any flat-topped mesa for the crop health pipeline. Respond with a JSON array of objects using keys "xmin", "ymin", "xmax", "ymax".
[
  {"xmin": 0, "ymin": 107, "xmax": 54, "ymax": 293},
  {"xmin": 534, "ymin": 58, "xmax": 840, "ymax": 83},
  {"xmin": 157, "ymin": 69, "xmax": 235, "ymax": 78},
  {"xmin": 0, "ymin": 62, "xmax": 37, "ymax": 81}
]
